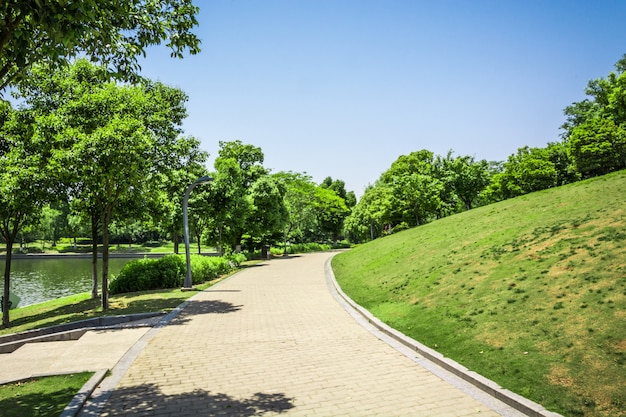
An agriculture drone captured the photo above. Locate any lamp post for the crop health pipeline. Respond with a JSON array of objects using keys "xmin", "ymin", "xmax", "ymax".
[{"xmin": 182, "ymin": 175, "xmax": 213, "ymax": 290}]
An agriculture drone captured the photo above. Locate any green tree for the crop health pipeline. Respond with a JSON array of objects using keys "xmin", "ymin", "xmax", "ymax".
[
  {"xmin": 567, "ymin": 117, "xmax": 626, "ymax": 177},
  {"xmin": 344, "ymin": 183, "xmax": 393, "ymax": 242},
  {"xmin": 208, "ymin": 141, "xmax": 267, "ymax": 251},
  {"xmin": 34, "ymin": 205, "xmax": 62, "ymax": 249},
  {"xmin": 486, "ymin": 147, "xmax": 559, "ymax": 200},
  {"xmin": 0, "ymin": 0, "xmax": 200, "ymax": 91},
  {"xmin": 391, "ymin": 172, "xmax": 443, "ymax": 226},
  {"xmin": 313, "ymin": 186, "xmax": 350, "ymax": 241},
  {"xmin": 445, "ymin": 154, "xmax": 491, "ymax": 211},
  {"xmin": 273, "ymin": 171, "xmax": 318, "ymax": 246},
  {"xmin": 561, "ymin": 54, "xmax": 626, "ymax": 178},
  {"xmin": 0, "ymin": 103, "xmax": 53, "ymax": 327},
  {"xmin": 248, "ymin": 176, "xmax": 289, "ymax": 245},
  {"xmin": 381, "ymin": 150, "xmax": 443, "ymax": 226},
  {"xmin": 19, "ymin": 61, "xmax": 193, "ymax": 310},
  {"xmin": 154, "ymin": 136, "xmax": 208, "ymax": 254}
]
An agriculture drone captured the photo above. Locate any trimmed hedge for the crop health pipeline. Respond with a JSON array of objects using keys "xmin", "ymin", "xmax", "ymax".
[{"xmin": 109, "ymin": 253, "xmax": 247, "ymax": 294}]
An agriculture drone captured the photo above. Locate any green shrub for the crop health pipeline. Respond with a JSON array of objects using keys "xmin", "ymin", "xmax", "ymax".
[
  {"xmin": 110, "ymin": 255, "xmax": 185, "ymax": 294},
  {"xmin": 110, "ymin": 254, "xmax": 244, "ymax": 294}
]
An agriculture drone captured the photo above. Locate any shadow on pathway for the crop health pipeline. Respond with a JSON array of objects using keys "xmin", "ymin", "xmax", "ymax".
[{"xmin": 103, "ymin": 384, "xmax": 294, "ymax": 416}]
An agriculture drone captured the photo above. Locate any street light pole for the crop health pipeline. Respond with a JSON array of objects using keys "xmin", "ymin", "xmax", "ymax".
[{"xmin": 182, "ymin": 176, "xmax": 213, "ymax": 290}]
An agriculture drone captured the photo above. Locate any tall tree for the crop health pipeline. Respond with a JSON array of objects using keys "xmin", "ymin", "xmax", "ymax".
[
  {"xmin": 343, "ymin": 183, "xmax": 393, "ymax": 242},
  {"xmin": 486, "ymin": 146, "xmax": 559, "ymax": 200},
  {"xmin": 0, "ymin": 0, "xmax": 200, "ymax": 91},
  {"xmin": 273, "ymin": 171, "xmax": 318, "ymax": 245},
  {"xmin": 19, "ymin": 60, "xmax": 193, "ymax": 310},
  {"xmin": 209, "ymin": 141, "xmax": 267, "ymax": 250},
  {"xmin": 313, "ymin": 186, "xmax": 350, "ymax": 241},
  {"xmin": 561, "ymin": 54, "xmax": 626, "ymax": 178},
  {"xmin": 445, "ymin": 154, "xmax": 491, "ymax": 211},
  {"xmin": 247, "ymin": 176, "xmax": 289, "ymax": 245},
  {"xmin": 155, "ymin": 136, "xmax": 208, "ymax": 254},
  {"xmin": 567, "ymin": 117, "xmax": 626, "ymax": 177},
  {"xmin": 0, "ymin": 103, "xmax": 53, "ymax": 327}
]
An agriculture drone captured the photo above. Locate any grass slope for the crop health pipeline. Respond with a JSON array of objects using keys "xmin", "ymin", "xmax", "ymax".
[{"xmin": 332, "ymin": 170, "xmax": 626, "ymax": 417}]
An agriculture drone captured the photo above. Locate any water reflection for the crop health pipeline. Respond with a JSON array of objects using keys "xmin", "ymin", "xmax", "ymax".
[{"xmin": 0, "ymin": 257, "xmax": 132, "ymax": 308}]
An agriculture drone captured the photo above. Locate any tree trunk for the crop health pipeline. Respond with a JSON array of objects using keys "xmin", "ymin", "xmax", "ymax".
[
  {"xmin": 101, "ymin": 210, "xmax": 111, "ymax": 311},
  {"xmin": 196, "ymin": 232, "xmax": 201, "ymax": 254},
  {"xmin": 173, "ymin": 230, "xmax": 179, "ymax": 254},
  {"xmin": 2, "ymin": 240, "xmax": 13, "ymax": 328},
  {"xmin": 218, "ymin": 225, "xmax": 223, "ymax": 256},
  {"xmin": 91, "ymin": 213, "xmax": 98, "ymax": 299}
]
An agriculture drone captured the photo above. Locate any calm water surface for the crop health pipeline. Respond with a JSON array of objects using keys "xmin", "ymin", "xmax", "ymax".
[{"xmin": 0, "ymin": 257, "xmax": 132, "ymax": 308}]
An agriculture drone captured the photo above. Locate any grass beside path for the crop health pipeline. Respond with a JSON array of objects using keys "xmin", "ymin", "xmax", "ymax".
[
  {"xmin": 332, "ymin": 170, "xmax": 626, "ymax": 417},
  {"xmin": 0, "ymin": 276, "xmax": 227, "ymax": 336},
  {"xmin": 0, "ymin": 372, "xmax": 93, "ymax": 417}
]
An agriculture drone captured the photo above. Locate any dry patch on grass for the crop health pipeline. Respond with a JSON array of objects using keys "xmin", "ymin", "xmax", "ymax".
[{"xmin": 548, "ymin": 364, "xmax": 574, "ymax": 387}]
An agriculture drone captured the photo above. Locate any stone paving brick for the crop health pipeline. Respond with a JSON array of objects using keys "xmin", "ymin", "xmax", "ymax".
[{"xmin": 95, "ymin": 252, "xmax": 525, "ymax": 417}]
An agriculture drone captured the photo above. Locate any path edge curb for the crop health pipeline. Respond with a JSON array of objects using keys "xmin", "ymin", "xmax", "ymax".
[
  {"xmin": 61, "ymin": 369, "xmax": 108, "ymax": 417},
  {"xmin": 324, "ymin": 255, "xmax": 563, "ymax": 417}
]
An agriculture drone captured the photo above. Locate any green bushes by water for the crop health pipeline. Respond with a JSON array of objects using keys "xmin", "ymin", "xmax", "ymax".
[{"xmin": 109, "ymin": 253, "xmax": 246, "ymax": 294}]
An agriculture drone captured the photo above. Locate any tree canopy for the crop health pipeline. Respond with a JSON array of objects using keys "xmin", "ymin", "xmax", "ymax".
[{"xmin": 0, "ymin": 0, "xmax": 200, "ymax": 91}]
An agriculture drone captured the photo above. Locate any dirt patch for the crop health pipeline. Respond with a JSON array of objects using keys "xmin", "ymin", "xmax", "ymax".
[{"xmin": 547, "ymin": 364, "xmax": 574, "ymax": 387}]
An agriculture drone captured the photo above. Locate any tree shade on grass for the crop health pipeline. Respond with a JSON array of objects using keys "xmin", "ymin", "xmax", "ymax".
[{"xmin": 0, "ymin": 372, "xmax": 93, "ymax": 417}]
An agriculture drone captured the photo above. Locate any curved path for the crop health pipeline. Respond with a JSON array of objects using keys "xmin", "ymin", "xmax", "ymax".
[{"xmin": 84, "ymin": 252, "xmax": 527, "ymax": 417}]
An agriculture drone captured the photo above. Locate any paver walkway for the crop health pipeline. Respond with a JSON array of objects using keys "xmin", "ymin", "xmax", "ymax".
[
  {"xmin": 0, "ymin": 327, "xmax": 149, "ymax": 385},
  {"xmin": 87, "ymin": 252, "xmax": 523, "ymax": 417}
]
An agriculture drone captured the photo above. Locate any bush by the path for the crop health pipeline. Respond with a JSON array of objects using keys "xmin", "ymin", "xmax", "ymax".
[
  {"xmin": 269, "ymin": 241, "xmax": 351, "ymax": 256},
  {"xmin": 110, "ymin": 253, "xmax": 246, "ymax": 294}
]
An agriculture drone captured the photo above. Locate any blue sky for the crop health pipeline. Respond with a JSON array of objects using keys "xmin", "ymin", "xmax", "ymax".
[{"xmin": 138, "ymin": 0, "xmax": 626, "ymax": 197}]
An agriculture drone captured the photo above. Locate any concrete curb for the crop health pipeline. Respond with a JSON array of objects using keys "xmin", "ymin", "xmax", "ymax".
[
  {"xmin": 60, "ymin": 369, "xmax": 109, "ymax": 417},
  {"xmin": 324, "ymin": 255, "xmax": 563, "ymax": 417},
  {"xmin": 0, "ymin": 312, "xmax": 165, "ymax": 354}
]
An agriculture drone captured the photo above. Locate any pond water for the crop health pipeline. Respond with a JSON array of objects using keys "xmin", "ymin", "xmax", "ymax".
[{"xmin": 0, "ymin": 257, "xmax": 133, "ymax": 308}]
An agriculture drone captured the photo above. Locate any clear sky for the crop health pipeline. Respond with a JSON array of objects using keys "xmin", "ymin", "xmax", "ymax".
[{"xmin": 137, "ymin": 0, "xmax": 626, "ymax": 198}]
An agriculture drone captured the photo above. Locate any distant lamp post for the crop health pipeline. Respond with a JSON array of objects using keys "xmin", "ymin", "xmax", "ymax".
[{"xmin": 182, "ymin": 176, "xmax": 213, "ymax": 290}]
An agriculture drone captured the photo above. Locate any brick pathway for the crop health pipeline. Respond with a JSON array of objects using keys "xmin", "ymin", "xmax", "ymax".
[{"xmin": 94, "ymin": 252, "xmax": 519, "ymax": 417}]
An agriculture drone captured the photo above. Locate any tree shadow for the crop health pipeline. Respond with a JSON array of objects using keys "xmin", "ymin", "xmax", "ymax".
[
  {"xmin": 102, "ymin": 383, "xmax": 295, "ymax": 416},
  {"xmin": 0, "ymin": 380, "xmax": 79, "ymax": 417},
  {"xmin": 168, "ymin": 299, "xmax": 243, "ymax": 326},
  {"xmin": 273, "ymin": 255, "xmax": 301, "ymax": 260}
]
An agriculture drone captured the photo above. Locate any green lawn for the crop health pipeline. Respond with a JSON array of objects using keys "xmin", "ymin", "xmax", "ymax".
[
  {"xmin": 332, "ymin": 170, "xmax": 626, "ymax": 417},
  {"xmin": 0, "ymin": 373, "xmax": 93, "ymax": 417},
  {"xmin": 0, "ymin": 278, "xmax": 222, "ymax": 336}
]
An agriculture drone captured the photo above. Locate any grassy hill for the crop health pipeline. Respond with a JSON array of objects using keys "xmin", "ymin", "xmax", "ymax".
[{"xmin": 332, "ymin": 170, "xmax": 626, "ymax": 417}]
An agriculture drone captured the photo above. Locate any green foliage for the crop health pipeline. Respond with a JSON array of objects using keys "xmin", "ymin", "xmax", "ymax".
[
  {"xmin": 109, "ymin": 253, "xmax": 245, "ymax": 294},
  {"xmin": 0, "ymin": 0, "xmax": 201, "ymax": 91},
  {"xmin": 562, "ymin": 54, "xmax": 626, "ymax": 179},
  {"xmin": 0, "ymin": 101, "xmax": 55, "ymax": 326},
  {"xmin": 486, "ymin": 146, "xmax": 559, "ymax": 200},
  {"xmin": 273, "ymin": 171, "xmax": 318, "ymax": 243},
  {"xmin": 333, "ymin": 170, "xmax": 626, "ymax": 417},
  {"xmin": 110, "ymin": 255, "xmax": 185, "ymax": 294},
  {"xmin": 568, "ymin": 118, "xmax": 626, "ymax": 177},
  {"xmin": 313, "ymin": 186, "xmax": 350, "ymax": 241},
  {"xmin": 14, "ymin": 59, "xmax": 199, "ymax": 310},
  {"xmin": 271, "ymin": 242, "xmax": 346, "ymax": 256}
]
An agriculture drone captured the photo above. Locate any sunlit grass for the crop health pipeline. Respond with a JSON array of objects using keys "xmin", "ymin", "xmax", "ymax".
[
  {"xmin": 0, "ymin": 278, "xmax": 219, "ymax": 336},
  {"xmin": 0, "ymin": 372, "xmax": 93, "ymax": 417},
  {"xmin": 333, "ymin": 170, "xmax": 626, "ymax": 417}
]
